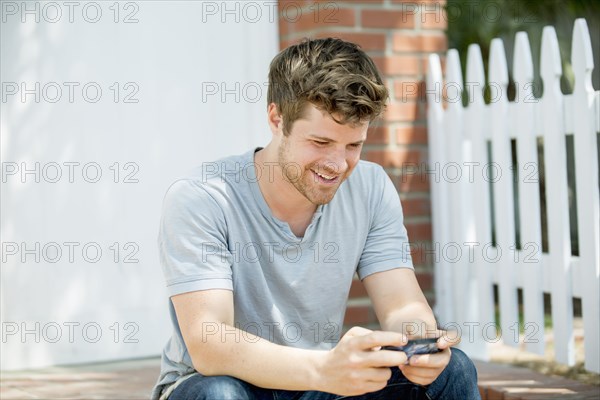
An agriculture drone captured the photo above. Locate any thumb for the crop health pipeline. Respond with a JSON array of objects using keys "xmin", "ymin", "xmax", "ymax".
[{"xmin": 437, "ymin": 329, "xmax": 461, "ymax": 349}]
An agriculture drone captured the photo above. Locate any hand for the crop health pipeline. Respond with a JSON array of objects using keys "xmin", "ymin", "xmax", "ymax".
[
  {"xmin": 316, "ymin": 326, "xmax": 408, "ymax": 396},
  {"xmin": 398, "ymin": 329, "xmax": 461, "ymax": 386}
]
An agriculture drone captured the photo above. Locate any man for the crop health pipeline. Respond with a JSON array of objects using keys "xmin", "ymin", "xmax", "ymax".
[{"xmin": 152, "ymin": 38, "xmax": 480, "ymax": 400}]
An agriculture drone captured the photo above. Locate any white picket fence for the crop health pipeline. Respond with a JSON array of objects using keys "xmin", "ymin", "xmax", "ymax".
[{"xmin": 426, "ymin": 18, "xmax": 600, "ymax": 373}]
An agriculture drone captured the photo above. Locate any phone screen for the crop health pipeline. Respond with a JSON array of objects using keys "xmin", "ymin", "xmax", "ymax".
[{"xmin": 382, "ymin": 337, "xmax": 441, "ymax": 358}]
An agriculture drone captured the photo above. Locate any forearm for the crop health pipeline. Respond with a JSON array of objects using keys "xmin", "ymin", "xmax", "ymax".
[
  {"xmin": 364, "ymin": 269, "xmax": 438, "ymax": 338},
  {"xmin": 188, "ymin": 322, "xmax": 325, "ymax": 391},
  {"xmin": 381, "ymin": 302, "xmax": 438, "ymax": 337}
]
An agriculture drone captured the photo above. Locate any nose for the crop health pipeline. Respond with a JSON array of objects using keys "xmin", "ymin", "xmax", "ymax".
[{"xmin": 324, "ymin": 146, "xmax": 348, "ymax": 175}]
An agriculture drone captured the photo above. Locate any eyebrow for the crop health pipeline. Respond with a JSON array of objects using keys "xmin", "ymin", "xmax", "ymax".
[{"xmin": 308, "ymin": 135, "xmax": 365, "ymax": 145}]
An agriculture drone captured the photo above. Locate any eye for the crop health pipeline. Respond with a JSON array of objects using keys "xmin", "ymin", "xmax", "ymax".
[
  {"xmin": 314, "ymin": 141, "xmax": 328, "ymax": 146},
  {"xmin": 349, "ymin": 143, "xmax": 363, "ymax": 148}
]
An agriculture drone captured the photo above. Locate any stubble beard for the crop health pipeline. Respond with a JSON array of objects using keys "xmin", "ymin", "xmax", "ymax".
[{"xmin": 277, "ymin": 137, "xmax": 342, "ymax": 206}]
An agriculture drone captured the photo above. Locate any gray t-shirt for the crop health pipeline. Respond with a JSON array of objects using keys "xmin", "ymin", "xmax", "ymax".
[{"xmin": 151, "ymin": 148, "xmax": 413, "ymax": 399}]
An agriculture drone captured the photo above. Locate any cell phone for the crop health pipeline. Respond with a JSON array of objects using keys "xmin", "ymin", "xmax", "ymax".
[{"xmin": 382, "ymin": 337, "xmax": 441, "ymax": 359}]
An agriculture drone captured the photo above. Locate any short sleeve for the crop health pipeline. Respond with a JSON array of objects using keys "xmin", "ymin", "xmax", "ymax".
[
  {"xmin": 158, "ymin": 179, "xmax": 233, "ymax": 297},
  {"xmin": 357, "ymin": 167, "xmax": 414, "ymax": 280}
]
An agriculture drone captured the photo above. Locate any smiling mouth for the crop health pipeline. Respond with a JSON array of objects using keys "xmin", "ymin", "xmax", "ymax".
[{"xmin": 311, "ymin": 169, "xmax": 340, "ymax": 184}]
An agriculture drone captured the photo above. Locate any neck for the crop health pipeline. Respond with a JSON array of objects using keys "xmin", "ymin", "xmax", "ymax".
[{"xmin": 254, "ymin": 145, "xmax": 317, "ymax": 222}]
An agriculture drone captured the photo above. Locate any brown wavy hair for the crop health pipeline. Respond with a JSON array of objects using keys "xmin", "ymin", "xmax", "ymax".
[{"xmin": 267, "ymin": 37, "xmax": 389, "ymax": 136}]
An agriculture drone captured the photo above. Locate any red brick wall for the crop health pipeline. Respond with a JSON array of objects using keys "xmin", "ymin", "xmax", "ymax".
[{"xmin": 277, "ymin": 0, "xmax": 448, "ymax": 330}]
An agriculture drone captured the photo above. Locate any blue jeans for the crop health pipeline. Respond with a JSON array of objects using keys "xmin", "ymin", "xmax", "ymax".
[{"xmin": 168, "ymin": 348, "xmax": 480, "ymax": 400}]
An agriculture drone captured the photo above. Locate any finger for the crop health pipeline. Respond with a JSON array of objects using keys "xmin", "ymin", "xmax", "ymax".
[
  {"xmin": 399, "ymin": 365, "xmax": 438, "ymax": 385},
  {"xmin": 365, "ymin": 348, "xmax": 408, "ymax": 367},
  {"xmin": 423, "ymin": 329, "xmax": 444, "ymax": 339},
  {"xmin": 354, "ymin": 331, "xmax": 407, "ymax": 351},
  {"xmin": 408, "ymin": 349, "xmax": 451, "ymax": 368},
  {"xmin": 400, "ymin": 364, "xmax": 437, "ymax": 378},
  {"xmin": 362, "ymin": 366, "xmax": 393, "ymax": 383},
  {"xmin": 343, "ymin": 326, "xmax": 374, "ymax": 339},
  {"xmin": 437, "ymin": 330, "xmax": 461, "ymax": 348}
]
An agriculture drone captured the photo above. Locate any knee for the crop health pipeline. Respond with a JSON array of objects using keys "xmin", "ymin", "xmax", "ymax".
[
  {"xmin": 446, "ymin": 348, "xmax": 478, "ymax": 385},
  {"xmin": 186, "ymin": 376, "xmax": 253, "ymax": 400},
  {"xmin": 426, "ymin": 349, "xmax": 480, "ymax": 399}
]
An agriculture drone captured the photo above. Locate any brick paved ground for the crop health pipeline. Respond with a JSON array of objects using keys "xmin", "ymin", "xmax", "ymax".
[
  {"xmin": 0, "ymin": 358, "xmax": 159, "ymax": 399},
  {"xmin": 1, "ymin": 357, "xmax": 598, "ymax": 400},
  {"xmin": 475, "ymin": 361, "xmax": 600, "ymax": 400}
]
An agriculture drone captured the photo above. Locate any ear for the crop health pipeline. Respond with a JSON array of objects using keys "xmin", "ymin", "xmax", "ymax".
[{"xmin": 267, "ymin": 103, "xmax": 284, "ymax": 136}]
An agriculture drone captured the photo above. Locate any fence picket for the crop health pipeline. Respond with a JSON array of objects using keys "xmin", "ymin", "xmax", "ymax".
[
  {"xmin": 488, "ymin": 38, "xmax": 520, "ymax": 347},
  {"xmin": 571, "ymin": 19, "xmax": 600, "ymax": 373},
  {"xmin": 464, "ymin": 44, "xmax": 494, "ymax": 359},
  {"xmin": 444, "ymin": 49, "xmax": 468, "ymax": 330},
  {"xmin": 540, "ymin": 26, "xmax": 575, "ymax": 366},
  {"xmin": 445, "ymin": 49, "xmax": 486, "ymax": 355},
  {"xmin": 426, "ymin": 54, "xmax": 454, "ymax": 326},
  {"xmin": 512, "ymin": 32, "xmax": 545, "ymax": 355}
]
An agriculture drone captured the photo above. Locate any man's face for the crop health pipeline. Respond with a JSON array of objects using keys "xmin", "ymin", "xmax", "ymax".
[{"xmin": 277, "ymin": 104, "xmax": 368, "ymax": 205}]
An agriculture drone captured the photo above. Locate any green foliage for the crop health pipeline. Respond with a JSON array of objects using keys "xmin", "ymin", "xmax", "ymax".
[{"xmin": 446, "ymin": 0, "xmax": 600, "ymax": 99}]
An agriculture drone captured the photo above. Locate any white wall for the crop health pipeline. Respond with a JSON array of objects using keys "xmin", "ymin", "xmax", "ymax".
[{"xmin": 1, "ymin": 0, "xmax": 277, "ymax": 370}]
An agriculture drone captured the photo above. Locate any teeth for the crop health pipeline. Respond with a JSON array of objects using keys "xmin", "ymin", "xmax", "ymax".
[{"xmin": 314, "ymin": 170, "xmax": 335, "ymax": 180}]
